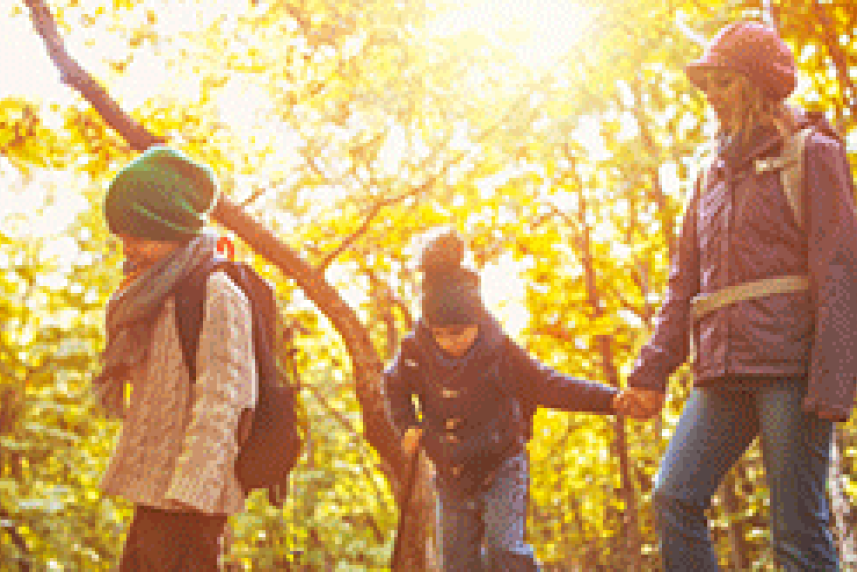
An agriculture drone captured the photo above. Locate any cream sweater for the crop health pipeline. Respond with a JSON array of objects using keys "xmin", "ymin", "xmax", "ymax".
[{"xmin": 100, "ymin": 271, "xmax": 257, "ymax": 515}]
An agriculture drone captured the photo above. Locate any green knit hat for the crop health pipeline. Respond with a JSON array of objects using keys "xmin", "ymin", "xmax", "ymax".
[{"xmin": 104, "ymin": 146, "xmax": 220, "ymax": 242}]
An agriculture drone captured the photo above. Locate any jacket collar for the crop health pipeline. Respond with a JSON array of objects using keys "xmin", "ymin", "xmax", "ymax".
[
  {"xmin": 718, "ymin": 125, "xmax": 781, "ymax": 171},
  {"xmin": 413, "ymin": 313, "xmax": 505, "ymax": 380},
  {"xmin": 716, "ymin": 106, "xmax": 817, "ymax": 172}
]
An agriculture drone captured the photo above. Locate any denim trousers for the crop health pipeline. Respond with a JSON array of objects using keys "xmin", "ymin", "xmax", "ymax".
[
  {"xmin": 652, "ymin": 380, "xmax": 839, "ymax": 571},
  {"xmin": 436, "ymin": 452, "xmax": 540, "ymax": 572}
]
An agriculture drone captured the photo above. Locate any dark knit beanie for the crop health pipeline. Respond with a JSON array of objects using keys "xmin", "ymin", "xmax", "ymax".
[
  {"xmin": 104, "ymin": 146, "xmax": 220, "ymax": 242},
  {"xmin": 419, "ymin": 230, "xmax": 485, "ymax": 326}
]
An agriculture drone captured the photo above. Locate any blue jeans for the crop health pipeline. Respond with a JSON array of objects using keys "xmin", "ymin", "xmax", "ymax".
[
  {"xmin": 436, "ymin": 452, "xmax": 540, "ymax": 572},
  {"xmin": 653, "ymin": 380, "xmax": 839, "ymax": 571}
]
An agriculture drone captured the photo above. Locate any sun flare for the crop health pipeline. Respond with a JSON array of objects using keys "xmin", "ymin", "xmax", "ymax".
[{"xmin": 430, "ymin": 0, "xmax": 597, "ymax": 70}]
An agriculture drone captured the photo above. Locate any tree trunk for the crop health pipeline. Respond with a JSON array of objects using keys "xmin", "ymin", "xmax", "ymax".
[
  {"xmin": 552, "ymin": 163, "xmax": 642, "ymax": 570},
  {"xmin": 23, "ymin": 0, "xmax": 434, "ymax": 568},
  {"xmin": 576, "ymin": 192, "xmax": 642, "ymax": 570},
  {"xmin": 600, "ymin": 337, "xmax": 642, "ymax": 572},
  {"xmin": 0, "ymin": 503, "xmax": 31, "ymax": 572},
  {"xmin": 811, "ymin": 0, "xmax": 857, "ymax": 125}
]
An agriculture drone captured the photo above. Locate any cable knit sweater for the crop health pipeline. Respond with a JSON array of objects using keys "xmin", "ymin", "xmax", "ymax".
[{"xmin": 100, "ymin": 271, "xmax": 257, "ymax": 515}]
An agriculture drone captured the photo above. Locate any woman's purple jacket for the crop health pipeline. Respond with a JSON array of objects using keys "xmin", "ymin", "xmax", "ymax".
[{"xmin": 629, "ymin": 110, "xmax": 857, "ymax": 421}]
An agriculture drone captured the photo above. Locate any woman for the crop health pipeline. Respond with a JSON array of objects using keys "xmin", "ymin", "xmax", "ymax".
[
  {"xmin": 617, "ymin": 21, "xmax": 857, "ymax": 571},
  {"xmin": 384, "ymin": 229, "xmax": 627, "ymax": 571}
]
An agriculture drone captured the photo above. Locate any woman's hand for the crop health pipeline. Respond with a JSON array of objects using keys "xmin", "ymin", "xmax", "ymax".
[{"xmin": 614, "ymin": 388, "xmax": 665, "ymax": 420}]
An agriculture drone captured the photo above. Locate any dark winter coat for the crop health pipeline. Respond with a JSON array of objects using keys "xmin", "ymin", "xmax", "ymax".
[
  {"xmin": 629, "ymin": 110, "xmax": 857, "ymax": 421},
  {"xmin": 384, "ymin": 315, "xmax": 617, "ymax": 496}
]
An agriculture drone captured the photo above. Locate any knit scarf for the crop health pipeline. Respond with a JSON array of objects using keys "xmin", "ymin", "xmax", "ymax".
[
  {"xmin": 93, "ymin": 232, "xmax": 218, "ymax": 418},
  {"xmin": 412, "ymin": 313, "xmax": 506, "ymax": 384}
]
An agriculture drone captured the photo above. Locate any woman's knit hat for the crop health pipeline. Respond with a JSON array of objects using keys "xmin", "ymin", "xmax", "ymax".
[
  {"xmin": 685, "ymin": 21, "xmax": 797, "ymax": 101},
  {"xmin": 104, "ymin": 146, "xmax": 220, "ymax": 242},
  {"xmin": 419, "ymin": 230, "xmax": 485, "ymax": 326}
]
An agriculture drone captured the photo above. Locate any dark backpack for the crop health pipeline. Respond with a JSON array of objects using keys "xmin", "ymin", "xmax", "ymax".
[{"xmin": 174, "ymin": 257, "xmax": 302, "ymax": 507}]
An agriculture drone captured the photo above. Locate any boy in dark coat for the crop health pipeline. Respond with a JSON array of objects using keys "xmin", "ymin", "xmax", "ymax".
[{"xmin": 384, "ymin": 230, "xmax": 623, "ymax": 572}]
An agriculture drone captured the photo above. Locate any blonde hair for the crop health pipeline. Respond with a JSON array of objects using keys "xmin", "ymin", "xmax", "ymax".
[{"xmin": 716, "ymin": 71, "xmax": 797, "ymax": 144}]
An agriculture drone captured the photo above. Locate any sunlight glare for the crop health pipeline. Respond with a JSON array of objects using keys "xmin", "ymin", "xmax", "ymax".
[
  {"xmin": 1, "ymin": 12, "xmax": 67, "ymax": 102},
  {"xmin": 482, "ymin": 253, "xmax": 529, "ymax": 337},
  {"xmin": 429, "ymin": 0, "xmax": 597, "ymax": 70}
]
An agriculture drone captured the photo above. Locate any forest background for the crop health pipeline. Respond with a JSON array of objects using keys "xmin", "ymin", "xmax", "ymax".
[{"xmin": 1, "ymin": 0, "xmax": 856, "ymax": 570}]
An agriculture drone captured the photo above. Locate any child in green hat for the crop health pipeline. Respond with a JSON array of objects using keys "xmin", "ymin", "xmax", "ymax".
[{"xmin": 95, "ymin": 147, "xmax": 256, "ymax": 571}]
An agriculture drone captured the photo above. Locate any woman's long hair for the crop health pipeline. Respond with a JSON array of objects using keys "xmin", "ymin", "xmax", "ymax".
[{"xmin": 717, "ymin": 71, "xmax": 798, "ymax": 145}]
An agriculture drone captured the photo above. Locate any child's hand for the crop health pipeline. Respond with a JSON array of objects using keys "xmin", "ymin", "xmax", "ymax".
[
  {"xmin": 402, "ymin": 426, "xmax": 423, "ymax": 457},
  {"xmin": 614, "ymin": 388, "xmax": 665, "ymax": 420}
]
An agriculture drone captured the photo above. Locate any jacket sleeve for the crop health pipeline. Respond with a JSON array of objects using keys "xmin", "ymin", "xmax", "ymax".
[
  {"xmin": 804, "ymin": 134, "xmax": 857, "ymax": 421},
  {"xmin": 383, "ymin": 344, "xmax": 421, "ymax": 437},
  {"xmin": 506, "ymin": 341, "xmax": 617, "ymax": 414},
  {"xmin": 165, "ymin": 271, "xmax": 257, "ymax": 511},
  {"xmin": 627, "ymin": 185, "xmax": 701, "ymax": 393}
]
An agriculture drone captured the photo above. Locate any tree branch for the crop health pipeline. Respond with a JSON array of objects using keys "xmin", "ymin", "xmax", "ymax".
[
  {"xmin": 319, "ymin": 200, "xmax": 384, "ymax": 272},
  {"xmin": 674, "ymin": 12, "xmax": 708, "ymax": 48},
  {"xmin": 810, "ymin": 0, "xmax": 857, "ymax": 123},
  {"xmin": 304, "ymin": 380, "xmax": 393, "ymax": 520},
  {"xmin": 320, "ymin": 42, "xmax": 580, "ymax": 264},
  {"xmin": 23, "ymin": 0, "xmax": 164, "ymax": 149},
  {"xmin": 0, "ymin": 504, "xmax": 31, "ymax": 572}
]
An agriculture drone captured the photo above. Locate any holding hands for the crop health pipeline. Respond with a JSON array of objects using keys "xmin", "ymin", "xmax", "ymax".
[{"xmin": 613, "ymin": 387, "xmax": 665, "ymax": 420}]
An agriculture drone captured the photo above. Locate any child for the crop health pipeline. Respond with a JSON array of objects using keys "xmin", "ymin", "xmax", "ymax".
[
  {"xmin": 94, "ymin": 147, "xmax": 257, "ymax": 571},
  {"xmin": 383, "ymin": 229, "xmax": 624, "ymax": 572}
]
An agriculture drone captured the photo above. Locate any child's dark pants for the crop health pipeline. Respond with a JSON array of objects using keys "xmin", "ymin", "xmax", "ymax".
[{"xmin": 118, "ymin": 505, "xmax": 227, "ymax": 571}]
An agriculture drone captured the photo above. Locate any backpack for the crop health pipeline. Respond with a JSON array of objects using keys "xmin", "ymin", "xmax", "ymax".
[
  {"xmin": 174, "ymin": 257, "xmax": 302, "ymax": 507},
  {"xmin": 691, "ymin": 119, "xmax": 833, "ymax": 321},
  {"xmin": 699, "ymin": 126, "xmax": 813, "ymax": 230}
]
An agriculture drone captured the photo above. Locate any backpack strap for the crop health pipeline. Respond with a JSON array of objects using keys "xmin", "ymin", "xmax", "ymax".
[
  {"xmin": 699, "ymin": 156, "xmax": 714, "ymax": 197},
  {"xmin": 174, "ymin": 257, "xmax": 228, "ymax": 382},
  {"xmin": 754, "ymin": 127, "xmax": 814, "ymax": 230}
]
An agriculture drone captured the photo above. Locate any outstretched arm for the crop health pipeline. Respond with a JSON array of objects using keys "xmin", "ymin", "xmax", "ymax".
[
  {"xmin": 506, "ymin": 340, "xmax": 618, "ymax": 415},
  {"xmin": 627, "ymin": 183, "xmax": 701, "ymax": 394}
]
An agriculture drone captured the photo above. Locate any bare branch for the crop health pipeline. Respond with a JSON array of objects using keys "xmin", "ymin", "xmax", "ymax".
[
  {"xmin": 0, "ymin": 504, "xmax": 31, "ymax": 572},
  {"xmin": 22, "ymin": 0, "xmax": 164, "ymax": 150},
  {"xmin": 811, "ymin": 0, "xmax": 857, "ymax": 123},
  {"xmin": 674, "ymin": 12, "xmax": 708, "ymax": 48},
  {"xmin": 304, "ymin": 380, "xmax": 393, "ymax": 522},
  {"xmin": 320, "ymin": 43, "xmax": 578, "ymax": 262}
]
